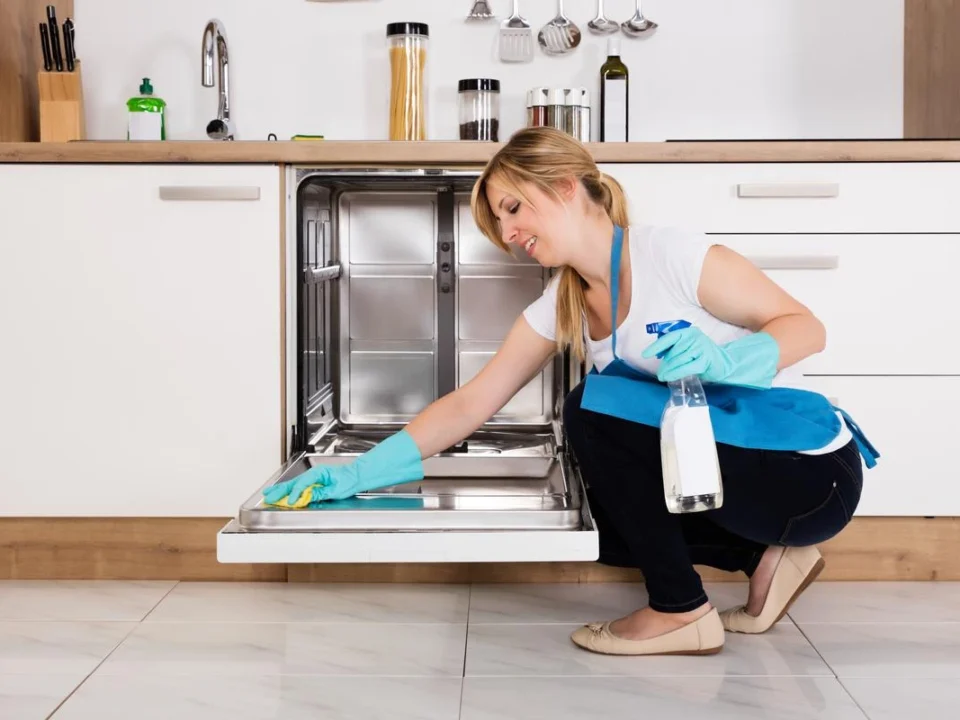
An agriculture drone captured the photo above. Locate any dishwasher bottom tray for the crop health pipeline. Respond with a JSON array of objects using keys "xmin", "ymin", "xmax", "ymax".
[{"xmin": 235, "ymin": 431, "xmax": 587, "ymax": 532}]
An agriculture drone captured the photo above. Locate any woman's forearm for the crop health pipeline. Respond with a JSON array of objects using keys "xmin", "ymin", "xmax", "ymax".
[
  {"xmin": 404, "ymin": 390, "xmax": 487, "ymax": 459},
  {"xmin": 761, "ymin": 312, "xmax": 826, "ymax": 370}
]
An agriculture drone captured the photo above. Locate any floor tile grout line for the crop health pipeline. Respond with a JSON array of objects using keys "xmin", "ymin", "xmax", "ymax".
[
  {"xmin": 459, "ymin": 673, "xmax": 840, "ymax": 679},
  {"xmin": 99, "ymin": 620, "xmax": 473, "ymax": 626},
  {"xmin": 789, "ymin": 614, "xmax": 843, "ymax": 681},
  {"xmin": 458, "ymin": 584, "xmax": 472, "ymax": 720},
  {"xmin": 43, "ymin": 621, "xmax": 142, "ymax": 720},
  {"xmin": 834, "ymin": 677, "xmax": 874, "ymax": 720},
  {"xmin": 782, "ymin": 620, "xmax": 960, "ymax": 625},
  {"xmin": 138, "ymin": 580, "xmax": 181, "ymax": 623},
  {"xmin": 43, "ymin": 582, "xmax": 179, "ymax": 718}
]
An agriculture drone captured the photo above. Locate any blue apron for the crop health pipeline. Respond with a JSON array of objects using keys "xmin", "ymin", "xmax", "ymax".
[{"xmin": 579, "ymin": 226, "xmax": 879, "ymax": 468}]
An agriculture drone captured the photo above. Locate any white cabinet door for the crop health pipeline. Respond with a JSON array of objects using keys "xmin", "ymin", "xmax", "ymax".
[
  {"xmin": 803, "ymin": 376, "xmax": 959, "ymax": 517},
  {"xmin": 0, "ymin": 164, "xmax": 282, "ymax": 516}
]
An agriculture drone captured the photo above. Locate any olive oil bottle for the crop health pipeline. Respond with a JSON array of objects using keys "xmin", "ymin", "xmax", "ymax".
[{"xmin": 599, "ymin": 37, "xmax": 628, "ymax": 142}]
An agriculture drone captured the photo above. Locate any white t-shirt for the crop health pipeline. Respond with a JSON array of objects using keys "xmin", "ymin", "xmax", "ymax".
[{"xmin": 524, "ymin": 224, "xmax": 851, "ymax": 454}]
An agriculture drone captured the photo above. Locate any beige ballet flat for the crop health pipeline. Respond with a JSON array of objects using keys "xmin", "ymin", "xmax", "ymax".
[
  {"xmin": 570, "ymin": 607, "xmax": 725, "ymax": 656},
  {"xmin": 720, "ymin": 545, "xmax": 825, "ymax": 634}
]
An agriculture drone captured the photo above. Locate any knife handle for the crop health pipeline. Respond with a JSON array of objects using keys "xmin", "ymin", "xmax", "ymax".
[
  {"xmin": 63, "ymin": 19, "xmax": 75, "ymax": 71},
  {"xmin": 39, "ymin": 23, "xmax": 53, "ymax": 72},
  {"xmin": 47, "ymin": 6, "xmax": 63, "ymax": 72}
]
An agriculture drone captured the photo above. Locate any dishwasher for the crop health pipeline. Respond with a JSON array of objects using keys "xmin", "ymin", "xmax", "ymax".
[{"xmin": 217, "ymin": 168, "xmax": 599, "ymax": 564}]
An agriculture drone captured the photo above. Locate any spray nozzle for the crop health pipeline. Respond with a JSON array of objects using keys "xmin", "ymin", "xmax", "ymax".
[
  {"xmin": 646, "ymin": 320, "xmax": 692, "ymax": 338},
  {"xmin": 646, "ymin": 320, "xmax": 692, "ymax": 359}
]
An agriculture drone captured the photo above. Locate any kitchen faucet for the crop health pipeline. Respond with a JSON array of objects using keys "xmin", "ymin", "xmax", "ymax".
[{"xmin": 201, "ymin": 18, "xmax": 234, "ymax": 140}]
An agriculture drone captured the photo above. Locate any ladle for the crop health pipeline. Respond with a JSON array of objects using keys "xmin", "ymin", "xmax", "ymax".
[
  {"xmin": 587, "ymin": 0, "xmax": 619, "ymax": 35},
  {"xmin": 621, "ymin": 0, "xmax": 658, "ymax": 37}
]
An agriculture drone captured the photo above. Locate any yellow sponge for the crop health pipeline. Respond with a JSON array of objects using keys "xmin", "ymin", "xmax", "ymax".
[{"xmin": 264, "ymin": 484, "xmax": 319, "ymax": 509}]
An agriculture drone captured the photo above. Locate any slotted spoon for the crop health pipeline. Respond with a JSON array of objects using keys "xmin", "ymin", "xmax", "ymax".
[{"xmin": 538, "ymin": 0, "xmax": 581, "ymax": 55}]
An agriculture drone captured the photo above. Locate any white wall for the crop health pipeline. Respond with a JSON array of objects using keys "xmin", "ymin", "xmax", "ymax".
[{"xmin": 75, "ymin": 0, "xmax": 904, "ymax": 142}]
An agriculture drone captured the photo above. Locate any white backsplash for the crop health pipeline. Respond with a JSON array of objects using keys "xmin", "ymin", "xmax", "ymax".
[{"xmin": 75, "ymin": 0, "xmax": 904, "ymax": 142}]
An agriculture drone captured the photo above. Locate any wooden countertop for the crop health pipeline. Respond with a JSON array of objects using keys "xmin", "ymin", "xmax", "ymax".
[{"xmin": 3, "ymin": 139, "xmax": 960, "ymax": 164}]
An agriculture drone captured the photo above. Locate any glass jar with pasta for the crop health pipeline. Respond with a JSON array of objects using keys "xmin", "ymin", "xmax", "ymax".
[{"xmin": 387, "ymin": 22, "xmax": 429, "ymax": 141}]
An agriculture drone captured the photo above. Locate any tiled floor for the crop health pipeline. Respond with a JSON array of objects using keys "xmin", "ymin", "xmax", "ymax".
[{"xmin": 1, "ymin": 580, "xmax": 958, "ymax": 719}]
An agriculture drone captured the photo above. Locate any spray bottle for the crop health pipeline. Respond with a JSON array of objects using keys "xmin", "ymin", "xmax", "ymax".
[{"xmin": 647, "ymin": 320, "xmax": 724, "ymax": 513}]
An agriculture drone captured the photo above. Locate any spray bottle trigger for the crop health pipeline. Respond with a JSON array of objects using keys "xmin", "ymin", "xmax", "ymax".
[{"xmin": 646, "ymin": 320, "xmax": 692, "ymax": 358}]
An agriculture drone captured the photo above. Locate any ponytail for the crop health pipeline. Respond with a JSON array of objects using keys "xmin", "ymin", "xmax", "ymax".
[
  {"xmin": 556, "ymin": 266, "xmax": 587, "ymax": 362},
  {"xmin": 599, "ymin": 172, "xmax": 630, "ymax": 229}
]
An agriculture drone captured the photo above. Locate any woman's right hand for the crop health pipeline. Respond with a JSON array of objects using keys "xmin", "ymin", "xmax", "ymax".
[
  {"xmin": 263, "ymin": 429, "xmax": 424, "ymax": 508},
  {"xmin": 263, "ymin": 465, "xmax": 341, "ymax": 508}
]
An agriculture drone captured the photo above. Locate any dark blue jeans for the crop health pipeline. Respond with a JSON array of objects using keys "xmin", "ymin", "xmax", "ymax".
[{"xmin": 563, "ymin": 380, "xmax": 863, "ymax": 613}]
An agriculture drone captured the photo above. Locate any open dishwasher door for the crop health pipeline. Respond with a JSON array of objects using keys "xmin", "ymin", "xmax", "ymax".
[{"xmin": 217, "ymin": 169, "xmax": 599, "ymax": 564}]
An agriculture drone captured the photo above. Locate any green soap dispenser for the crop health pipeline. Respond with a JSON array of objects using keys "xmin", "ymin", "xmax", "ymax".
[{"xmin": 127, "ymin": 78, "xmax": 166, "ymax": 141}]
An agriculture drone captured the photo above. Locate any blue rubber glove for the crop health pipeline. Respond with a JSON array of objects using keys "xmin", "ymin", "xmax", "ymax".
[
  {"xmin": 641, "ymin": 327, "xmax": 780, "ymax": 389},
  {"xmin": 262, "ymin": 430, "xmax": 424, "ymax": 508}
]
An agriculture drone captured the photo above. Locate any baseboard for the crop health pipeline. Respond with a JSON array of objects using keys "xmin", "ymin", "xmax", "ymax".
[
  {"xmin": 0, "ymin": 518, "xmax": 285, "ymax": 582},
  {"xmin": 1, "ymin": 517, "xmax": 956, "ymax": 582}
]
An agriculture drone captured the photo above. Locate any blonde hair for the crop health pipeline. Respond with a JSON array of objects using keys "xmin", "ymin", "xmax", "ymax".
[{"xmin": 470, "ymin": 126, "xmax": 630, "ymax": 361}]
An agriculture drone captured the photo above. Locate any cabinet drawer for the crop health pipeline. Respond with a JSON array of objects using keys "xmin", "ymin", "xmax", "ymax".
[
  {"xmin": 804, "ymin": 376, "xmax": 957, "ymax": 516},
  {"xmin": 719, "ymin": 234, "xmax": 960, "ymax": 375},
  {"xmin": 602, "ymin": 163, "xmax": 960, "ymax": 233}
]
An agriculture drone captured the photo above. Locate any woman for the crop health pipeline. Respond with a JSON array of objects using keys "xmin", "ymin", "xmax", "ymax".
[{"xmin": 264, "ymin": 127, "xmax": 876, "ymax": 657}]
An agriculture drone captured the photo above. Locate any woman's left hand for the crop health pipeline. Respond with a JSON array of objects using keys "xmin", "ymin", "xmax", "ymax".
[{"xmin": 642, "ymin": 326, "xmax": 779, "ymax": 388}]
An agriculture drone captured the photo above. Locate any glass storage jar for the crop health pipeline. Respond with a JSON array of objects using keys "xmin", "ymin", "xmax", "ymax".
[
  {"xmin": 387, "ymin": 22, "xmax": 429, "ymax": 140},
  {"xmin": 458, "ymin": 78, "xmax": 500, "ymax": 141},
  {"xmin": 568, "ymin": 88, "xmax": 591, "ymax": 143}
]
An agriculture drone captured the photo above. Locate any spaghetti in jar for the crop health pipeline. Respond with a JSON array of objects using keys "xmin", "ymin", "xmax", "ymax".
[{"xmin": 387, "ymin": 22, "xmax": 429, "ymax": 141}]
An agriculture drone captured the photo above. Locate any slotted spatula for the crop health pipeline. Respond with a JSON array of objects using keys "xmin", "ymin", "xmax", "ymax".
[{"xmin": 499, "ymin": 0, "xmax": 534, "ymax": 63}]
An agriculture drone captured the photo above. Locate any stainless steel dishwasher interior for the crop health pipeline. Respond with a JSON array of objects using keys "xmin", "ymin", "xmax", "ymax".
[{"xmin": 237, "ymin": 169, "xmax": 587, "ymax": 533}]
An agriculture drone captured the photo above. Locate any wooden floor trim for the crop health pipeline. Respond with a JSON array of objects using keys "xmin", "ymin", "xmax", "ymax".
[{"xmin": 1, "ymin": 517, "xmax": 956, "ymax": 582}]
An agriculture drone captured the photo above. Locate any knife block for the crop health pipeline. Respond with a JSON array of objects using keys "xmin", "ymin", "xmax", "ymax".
[{"xmin": 38, "ymin": 60, "xmax": 86, "ymax": 142}]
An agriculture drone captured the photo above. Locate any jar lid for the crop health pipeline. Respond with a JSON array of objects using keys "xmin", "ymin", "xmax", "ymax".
[
  {"xmin": 526, "ymin": 87, "xmax": 589, "ymax": 107},
  {"xmin": 565, "ymin": 88, "xmax": 590, "ymax": 106},
  {"xmin": 386, "ymin": 22, "xmax": 429, "ymax": 37},
  {"xmin": 526, "ymin": 87, "xmax": 550, "ymax": 107},
  {"xmin": 459, "ymin": 78, "xmax": 500, "ymax": 93}
]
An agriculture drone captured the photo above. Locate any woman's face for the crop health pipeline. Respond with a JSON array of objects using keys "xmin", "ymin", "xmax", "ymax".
[{"xmin": 484, "ymin": 177, "xmax": 577, "ymax": 268}]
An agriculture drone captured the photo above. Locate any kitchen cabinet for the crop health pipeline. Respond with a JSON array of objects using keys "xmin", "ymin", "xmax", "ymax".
[
  {"xmin": 1, "ymin": 155, "xmax": 954, "ymax": 528},
  {"xmin": 0, "ymin": 164, "xmax": 282, "ymax": 516},
  {"xmin": 603, "ymin": 161, "xmax": 960, "ymax": 516},
  {"xmin": 802, "ymin": 376, "xmax": 959, "ymax": 517}
]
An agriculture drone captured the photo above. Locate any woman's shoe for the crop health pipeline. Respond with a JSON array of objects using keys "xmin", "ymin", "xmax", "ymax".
[
  {"xmin": 570, "ymin": 607, "xmax": 725, "ymax": 656},
  {"xmin": 720, "ymin": 545, "xmax": 825, "ymax": 634}
]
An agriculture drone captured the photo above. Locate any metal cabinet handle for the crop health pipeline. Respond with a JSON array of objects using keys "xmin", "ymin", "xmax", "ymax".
[
  {"xmin": 158, "ymin": 186, "xmax": 261, "ymax": 201},
  {"xmin": 748, "ymin": 255, "xmax": 839, "ymax": 270},
  {"xmin": 737, "ymin": 183, "xmax": 839, "ymax": 198},
  {"xmin": 304, "ymin": 263, "xmax": 341, "ymax": 283}
]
